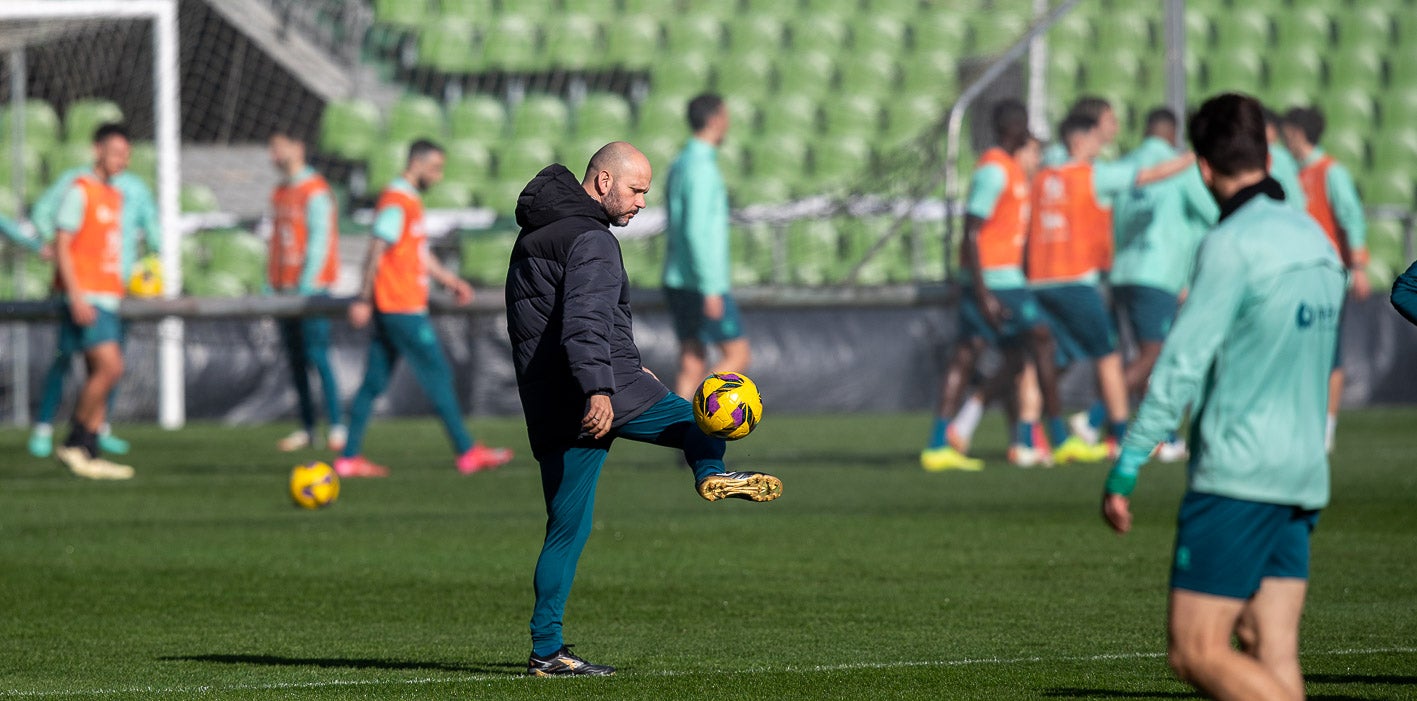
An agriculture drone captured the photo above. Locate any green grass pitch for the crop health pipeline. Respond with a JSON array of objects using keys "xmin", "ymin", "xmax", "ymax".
[{"xmin": 2, "ymin": 410, "xmax": 1414, "ymax": 699}]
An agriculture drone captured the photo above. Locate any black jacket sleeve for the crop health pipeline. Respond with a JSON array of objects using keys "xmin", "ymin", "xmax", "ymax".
[
  {"xmin": 561, "ymin": 230, "xmax": 622, "ymax": 396},
  {"xmin": 1392, "ymin": 259, "xmax": 1417, "ymax": 326}
]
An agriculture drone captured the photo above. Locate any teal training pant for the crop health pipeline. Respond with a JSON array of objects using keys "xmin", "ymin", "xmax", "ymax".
[
  {"xmin": 279, "ymin": 315, "xmax": 341, "ymax": 433},
  {"xmin": 343, "ymin": 312, "xmax": 471, "ymax": 458},
  {"xmin": 530, "ymin": 393, "xmax": 726, "ymax": 656}
]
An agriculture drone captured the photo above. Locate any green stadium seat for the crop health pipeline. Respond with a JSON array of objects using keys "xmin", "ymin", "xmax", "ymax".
[
  {"xmin": 1336, "ymin": 7, "xmax": 1394, "ymax": 49},
  {"xmin": 665, "ymin": 15, "xmax": 724, "ymax": 53},
  {"xmin": 1184, "ymin": 8, "xmax": 1214, "ymax": 47},
  {"xmin": 1326, "ymin": 49, "xmax": 1384, "ymax": 95},
  {"xmin": 811, "ymin": 136, "xmax": 873, "ymax": 186},
  {"xmin": 1380, "ymin": 87, "xmax": 1417, "ymax": 121},
  {"xmin": 723, "ymin": 96, "xmax": 761, "ymax": 136},
  {"xmin": 1201, "ymin": 50, "xmax": 1264, "ymax": 94},
  {"xmin": 386, "ymin": 94, "xmax": 445, "ymax": 143},
  {"xmin": 717, "ymin": 141, "xmax": 747, "ymax": 181},
  {"xmin": 373, "ymin": 0, "xmax": 430, "ymax": 27},
  {"xmin": 319, "ymin": 99, "xmax": 381, "ymax": 161},
  {"xmin": 1095, "ymin": 10, "xmax": 1153, "ymax": 52},
  {"xmin": 747, "ymin": 135, "xmax": 809, "ymax": 183},
  {"xmin": 760, "ymin": 94, "xmax": 821, "ymax": 138},
  {"xmin": 1213, "ymin": 8, "xmax": 1271, "ymax": 49},
  {"xmin": 1362, "ymin": 171, "xmax": 1414, "ymax": 208},
  {"xmin": 573, "ymin": 94, "xmax": 633, "ymax": 138},
  {"xmin": 883, "ymin": 95, "xmax": 942, "ymax": 146},
  {"xmin": 1083, "ymin": 50, "xmax": 1145, "ymax": 92},
  {"xmin": 449, "ymin": 96, "xmax": 507, "ymax": 142},
  {"xmin": 555, "ymin": 136, "xmax": 605, "ymax": 173},
  {"xmin": 0, "ymin": 187, "xmax": 18, "ymax": 219},
  {"xmin": 460, "ymin": 230, "xmax": 516, "ymax": 284},
  {"xmin": 809, "ymin": 0, "xmax": 867, "ymax": 15},
  {"xmin": 1322, "ymin": 89, "xmax": 1377, "ymax": 136},
  {"xmin": 839, "ymin": 52, "xmax": 901, "ymax": 98},
  {"xmin": 913, "ymin": 13, "xmax": 968, "ymax": 54},
  {"xmin": 128, "ymin": 142, "xmax": 157, "ymax": 186},
  {"xmin": 776, "ymin": 51, "xmax": 837, "ymax": 97},
  {"xmin": 636, "ymin": 135, "xmax": 682, "ymax": 176},
  {"xmin": 713, "ymin": 54, "xmax": 774, "ymax": 98},
  {"xmin": 423, "ymin": 180, "xmax": 473, "ymax": 209},
  {"xmin": 636, "ymin": 94, "xmax": 690, "ymax": 140},
  {"xmin": 1396, "ymin": 10, "xmax": 1417, "ymax": 46},
  {"xmin": 445, "ymin": 139, "xmax": 493, "ymax": 183},
  {"xmin": 1323, "ymin": 128, "xmax": 1368, "ymax": 170},
  {"xmin": 440, "ymin": 0, "xmax": 494, "ymax": 23},
  {"xmin": 0, "ymin": 100, "xmax": 61, "ymax": 151},
  {"xmin": 180, "ymin": 183, "xmax": 220, "ymax": 213},
  {"xmin": 605, "ymin": 15, "xmax": 662, "ymax": 70},
  {"xmin": 791, "ymin": 15, "xmax": 849, "ymax": 55},
  {"xmin": 1370, "ymin": 129, "xmax": 1417, "ymax": 175},
  {"xmin": 473, "ymin": 180, "xmax": 528, "ymax": 215},
  {"xmin": 727, "ymin": 17, "xmax": 785, "ymax": 54},
  {"xmin": 822, "ymin": 95, "xmax": 882, "ymax": 137},
  {"xmin": 495, "ymin": 139, "xmax": 557, "ymax": 185},
  {"xmin": 650, "ymin": 52, "xmax": 712, "ymax": 98},
  {"xmin": 1261, "ymin": 86, "xmax": 1311, "ymax": 116},
  {"xmin": 367, "ymin": 141, "xmax": 410, "ymax": 192},
  {"xmin": 969, "ymin": 14, "xmax": 1028, "ymax": 55},
  {"xmin": 1274, "ymin": 8, "xmax": 1333, "ymax": 49},
  {"xmin": 1267, "ymin": 50, "xmax": 1324, "ymax": 96},
  {"xmin": 544, "ymin": 15, "xmax": 604, "ymax": 70},
  {"xmin": 852, "ymin": 15, "xmax": 909, "ymax": 55},
  {"xmin": 480, "ymin": 15, "xmax": 541, "ymax": 72},
  {"xmin": 503, "ymin": 0, "xmax": 558, "ymax": 19},
  {"xmin": 900, "ymin": 50, "xmax": 958, "ymax": 98},
  {"xmin": 416, "ymin": 20, "xmax": 477, "ymax": 74},
  {"xmin": 733, "ymin": 176, "xmax": 794, "ymax": 206},
  {"xmin": 1049, "ymin": 13, "xmax": 1093, "ymax": 54},
  {"xmin": 1389, "ymin": 46, "xmax": 1417, "ymax": 88},
  {"xmin": 47, "ymin": 140, "xmax": 92, "ymax": 178},
  {"xmin": 64, "ymin": 99, "xmax": 123, "ymax": 143},
  {"xmin": 740, "ymin": 0, "xmax": 802, "ymax": 19},
  {"xmin": 511, "ymin": 96, "xmax": 570, "ymax": 138},
  {"xmin": 0, "ymin": 141, "xmax": 44, "ymax": 201}
]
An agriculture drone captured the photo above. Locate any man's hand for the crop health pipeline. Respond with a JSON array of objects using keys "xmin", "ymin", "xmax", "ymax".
[
  {"xmin": 704, "ymin": 294, "xmax": 724, "ymax": 321},
  {"xmin": 582, "ymin": 394, "xmax": 614, "ymax": 439},
  {"xmin": 69, "ymin": 297, "xmax": 97, "ymax": 327},
  {"xmin": 978, "ymin": 289, "xmax": 1007, "ymax": 332},
  {"xmin": 642, "ymin": 366, "xmax": 659, "ymax": 381},
  {"xmin": 38, "ymin": 243, "xmax": 55, "ymax": 262},
  {"xmin": 449, "ymin": 278, "xmax": 475, "ymax": 306},
  {"xmin": 1351, "ymin": 268, "xmax": 1372, "ymax": 301},
  {"xmin": 1102, "ymin": 493, "xmax": 1133, "ymax": 534},
  {"xmin": 348, "ymin": 300, "xmax": 373, "ymax": 329}
]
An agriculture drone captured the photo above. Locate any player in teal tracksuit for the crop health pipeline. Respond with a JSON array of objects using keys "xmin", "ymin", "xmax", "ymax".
[
  {"xmin": 25, "ymin": 165, "xmax": 159, "ymax": 458},
  {"xmin": 1103, "ymin": 94, "xmax": 1346, "ymax": 701},
  {"xmin": 1392, "ymin": 259, "xmax": 1417, "ymax": 325},
  {"xmin": 1076, "ymin": 109, "xmax": 1219, "ymax": 458}
]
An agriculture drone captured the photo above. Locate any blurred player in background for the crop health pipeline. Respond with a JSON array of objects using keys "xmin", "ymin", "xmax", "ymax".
[
  {"xmin": 1392, "ymin": 259, "xmax": 1417, "ymax": 325},
  {"xmin": 507, "ymin": 143, "xmax": 781, "ymax": 676},
  {"xmin": 1079, "ymin": 108, "xmax": 1217, "ymax": 461},
  {"xmin": 664, "ymin": 93, "xmax": 751, "ymax": 399},
  {"xmin": 1262, "ymin": 107, "xmax": 1306, "ymax": 210},
  {"xmin": 337, "ymin": 139, "xmax": 513, "ymax": 478},
  {"xmin": 22, "ymin": 127, "xmax": 160, "ymax": 460},
  {"xmin": 1283, "ymin": 106, "xmax": 1368, "ymax": 454},
  {"xmin": 50, "ymin": 123, "xmax": 137, "ymax": 479},
  {"xmin": 266, "ymin": 129, "xmax": 345, "ymax": 453},
  {"xmin": 1042, "ymin": 96, "xmax": 1119, "ymax": 167},
  {"xmin": 1103, "ymin": 93, "xmax": 1344, "ymax": 701},
  {"xmin": 1026, "ymin": 114, "xmax": 1193, "ymax": 459},
  {"xmin": 922, "ymin": 99, "xmax": 1080, "ymax": 471}
]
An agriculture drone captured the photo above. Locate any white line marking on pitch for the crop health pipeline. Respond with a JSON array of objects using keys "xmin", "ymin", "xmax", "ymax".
[{"xmin": 2, "ymin": 646, "xmax": 1413, "ymax": 697}]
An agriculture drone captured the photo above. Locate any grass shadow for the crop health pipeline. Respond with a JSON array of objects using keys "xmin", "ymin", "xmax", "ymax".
[
  {"xmin": 1042, "ymin": 690, "xmax": 1194, "ymax": 699},
  {"xmin": 159, "ymin": 653, "xmax": 524, "ymax": 675},
  {"xmin": 1308, "ymin": 673, "xmax": 1417, "ymax": 686}
]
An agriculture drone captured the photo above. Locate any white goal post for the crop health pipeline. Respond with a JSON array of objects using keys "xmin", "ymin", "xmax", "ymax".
[{"xmin": 0, "ymin": 0, "xmax": 184, "ymax": 428}]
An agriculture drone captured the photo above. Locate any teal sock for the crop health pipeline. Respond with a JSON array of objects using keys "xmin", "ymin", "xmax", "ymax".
[
  {"xmin": 1087, "ymin": 401, "xmax": 1107, "ymax": 430},
  {"xmin": 1016, "ymin": 422, "xmax": 1035, "ymax": 449},
  {"xmin": 929, "ymin": 418, "xmax": 950, "ymax": 450},
  {"xmin": 1046, "ymin": 417, "xmax": 1068, "ymax": 448},
  {"xmin": 1110, "ymin": 421, "xmax": 1129, "ymax": 441}
]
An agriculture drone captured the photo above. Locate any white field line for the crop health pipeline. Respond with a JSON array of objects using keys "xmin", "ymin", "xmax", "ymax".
[{"xmin": 2, "ymin": 646, "xmax": 1414, "ymax": 697}]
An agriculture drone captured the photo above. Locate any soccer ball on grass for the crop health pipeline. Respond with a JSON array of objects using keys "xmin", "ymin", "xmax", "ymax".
[{"xmin": 289, "ymin": 461, "xmax": 339, "ymax": 509}]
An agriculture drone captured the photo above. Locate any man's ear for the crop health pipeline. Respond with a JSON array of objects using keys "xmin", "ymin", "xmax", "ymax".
[
  {"xmin": 596, "ymin": 170, "xmax": 612, "ymax": 195},
  {"xmin": 1197, "ymin": 157, "xmax": 1214, "ymax": 187}
]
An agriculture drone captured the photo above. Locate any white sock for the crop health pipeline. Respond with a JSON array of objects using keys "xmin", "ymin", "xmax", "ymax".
[
  {"xmin": 32, "ymin": 423, "xmax": 52, "ymax": 437},
  {"xmin": 99, "ymin": 423, "xmax": 112, "ymax": 437},
  {"xmin": 1325, "ymin": 414, "xmax": 1337, "ymax": 452},
  {"xmin": 954, "ymin": 395, "xmax": 985, "ymax": 440}
]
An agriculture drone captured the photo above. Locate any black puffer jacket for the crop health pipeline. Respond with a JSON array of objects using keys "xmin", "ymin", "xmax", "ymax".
[{"xmin": 505, "ymin": 164, "xmax": 668, "ymax": 455}]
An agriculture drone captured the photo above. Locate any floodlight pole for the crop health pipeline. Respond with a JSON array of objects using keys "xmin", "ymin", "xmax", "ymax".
[{"xmin": 10, "ymin": 47, "xmax": 29, "ymax": 427}]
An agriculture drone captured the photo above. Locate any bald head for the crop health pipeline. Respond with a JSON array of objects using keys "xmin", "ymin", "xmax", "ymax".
[{"xmin": 582, "ymin": 141, "xmax": 652, "ymax": 227}]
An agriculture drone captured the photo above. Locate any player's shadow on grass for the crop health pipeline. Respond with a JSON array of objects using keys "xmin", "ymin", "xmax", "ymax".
[
  {"xmin": 160, "ymin": 654, "xmax": 524, "ymax": 675},
  {"xmin": 1308, "ymin": 673, "xmax": 1417, "ymax": 686}
]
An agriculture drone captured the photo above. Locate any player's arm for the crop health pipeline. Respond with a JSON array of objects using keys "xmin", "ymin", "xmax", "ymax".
[
  {"xmin": 562, "ymin": 230, "xmax": 623, "ymax": 439},
  {"xmin": 1391, "ymin": 260, "xmax": 1417, "ymax": 326},
  {"xmin": 961, "ymin": 164, "xmax": 1008, "ymax": 329},
  {"xmin": 296, "ymin": 190, "xmax": 333, "ymax": 295},
  {"xmin": 53, "ymin": 185, "xmax": 96, "ymax": 326},
  {"xmin": 135, "ymin": 181, "xmax": 161, "ymax": 255},
  {"xmin": 1134, "ymin": 153, "xmax": 1196, "ymax": 187},
  {"xmin": 1327, "ymin": 163, "xmax": 1370, "ymax": 298},
  {"xmin": 682, "ymin": 161, "xmax": 731, "ymax": 317},
  {"xmin": 350, "ymin": 203, "xmax": 400, "ymax": 328},
  {"xmin": 0, "ymin": 214, "xmax": 41, "ymax": 253},
  {"xmin": 1103, "ymin": 234, "xmax": 1247, "ymax": 531},
  {"xmin": 425, "ymin": 243, "xmax": 474, "ymax": 306}
]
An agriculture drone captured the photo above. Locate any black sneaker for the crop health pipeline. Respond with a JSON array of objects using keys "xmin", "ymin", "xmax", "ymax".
[
  {"xmin": 527, "ymin": 645, "xmax": 616, "ymax": 677},
  {"xmin": 696, "ymin": 471, "xmax": 783, "ymax": 502}
]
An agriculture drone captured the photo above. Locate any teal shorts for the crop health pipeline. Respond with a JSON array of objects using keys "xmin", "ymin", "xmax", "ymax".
[
  {"xmin": 665, "ymin": 288, "xmax": 744, "ymax": 344},
  {"xmin": 959, "ymin": 287, "xmax": 1043, "ymax": 346},
  {"xmin": 1034, "ymin": 284, "xmax": 1117, "ymax": 359},
  {"xmin": 59, "ymin": 306, "xmax": 124, "ymax": 352},
  {"xmin": 1171, "ymin": 491, "xmax": 1320, "ymax": 600},
  {"xmin": 1113, "ymin": 284, "xmax": 1178, "ymax": 344}
]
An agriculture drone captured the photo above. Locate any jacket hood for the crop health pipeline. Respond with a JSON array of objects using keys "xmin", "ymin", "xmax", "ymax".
[{"xmin": 515, "ymin": 164, "xmax": 610, "ymax": 231}]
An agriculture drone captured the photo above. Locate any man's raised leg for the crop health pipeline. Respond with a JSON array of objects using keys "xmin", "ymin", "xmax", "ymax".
[{"xmin": 616, "ymin": 392, "xmax": 781, "ymax": 502}]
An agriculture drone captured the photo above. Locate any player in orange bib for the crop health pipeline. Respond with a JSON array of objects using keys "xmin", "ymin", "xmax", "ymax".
[
  {"xmin": 51, "ymin": 124, "xmax": 135, "ymax": 480},
  {"xmin": 1282, "ymin": 106, "xmax": 1368, "ymax": 453},
  {"xmin": 1025, "ymin": 114, "xmax": 1194, "ymax": 458},
  {"xmin": 336, "ymin": 140, "xmax": 513, "ymax": 478},
  {"xmin": 266, "ymin": 129, "xmax": 345, "ymax": 453}
]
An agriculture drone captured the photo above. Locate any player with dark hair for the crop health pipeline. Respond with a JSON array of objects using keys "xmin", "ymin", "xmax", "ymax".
[
  {"xmin": 1282, "ymin": 106, "xmax": 1368, "ymax": 453},
  {"xmin": 336, "ymin": 139, "xmax": 513, "ymax": 478},
  {"xmin": 267, "ymin": 129, "xmax": 345, "ymax": 453},
  {"xmin": 1025, "ymin": 114, "xmax": 1194, "ymax": 459},
  {"xmin": 50, "ymin": 123, "xmax": 137, "ymax": 479},
  {"xmin": 1262, "ymin": 107, "xmax": 1306, "ymax": 209},
  {"xmin": 922, "ymin": 99, "xmax": 1084, "ymax": 470},
  {"xmin": 1104, "ymin": 92, "xmax": 1345, "ymax": 701},
  {"xmin": 1042, "ymin": 95, "xmax": 1120, "ymax": 167},
  {"xmin": 508, "ymin": 142, "xmax": 782, "ymax": 676},
  {"xmin": 664, "ymin": 93, "xmax": 751, "ymax": 399}
]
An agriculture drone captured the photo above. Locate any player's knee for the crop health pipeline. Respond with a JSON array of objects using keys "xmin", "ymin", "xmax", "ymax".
[{"xmin": 1234, "ymin": 614, "xmax": 1259, "ymax": 653}]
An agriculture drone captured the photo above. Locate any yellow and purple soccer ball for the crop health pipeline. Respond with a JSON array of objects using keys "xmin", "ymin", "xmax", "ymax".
[
  {"xmin": 289, "ymin": 461, "xmax": 340, "ymax": 510},
  {"xmin": 128, "ymin": 255, "xmax": 163, "ymax": 298},
  {"xmin": 693, "ymin": 372, "xmax": 763, "ymax": 440}
]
